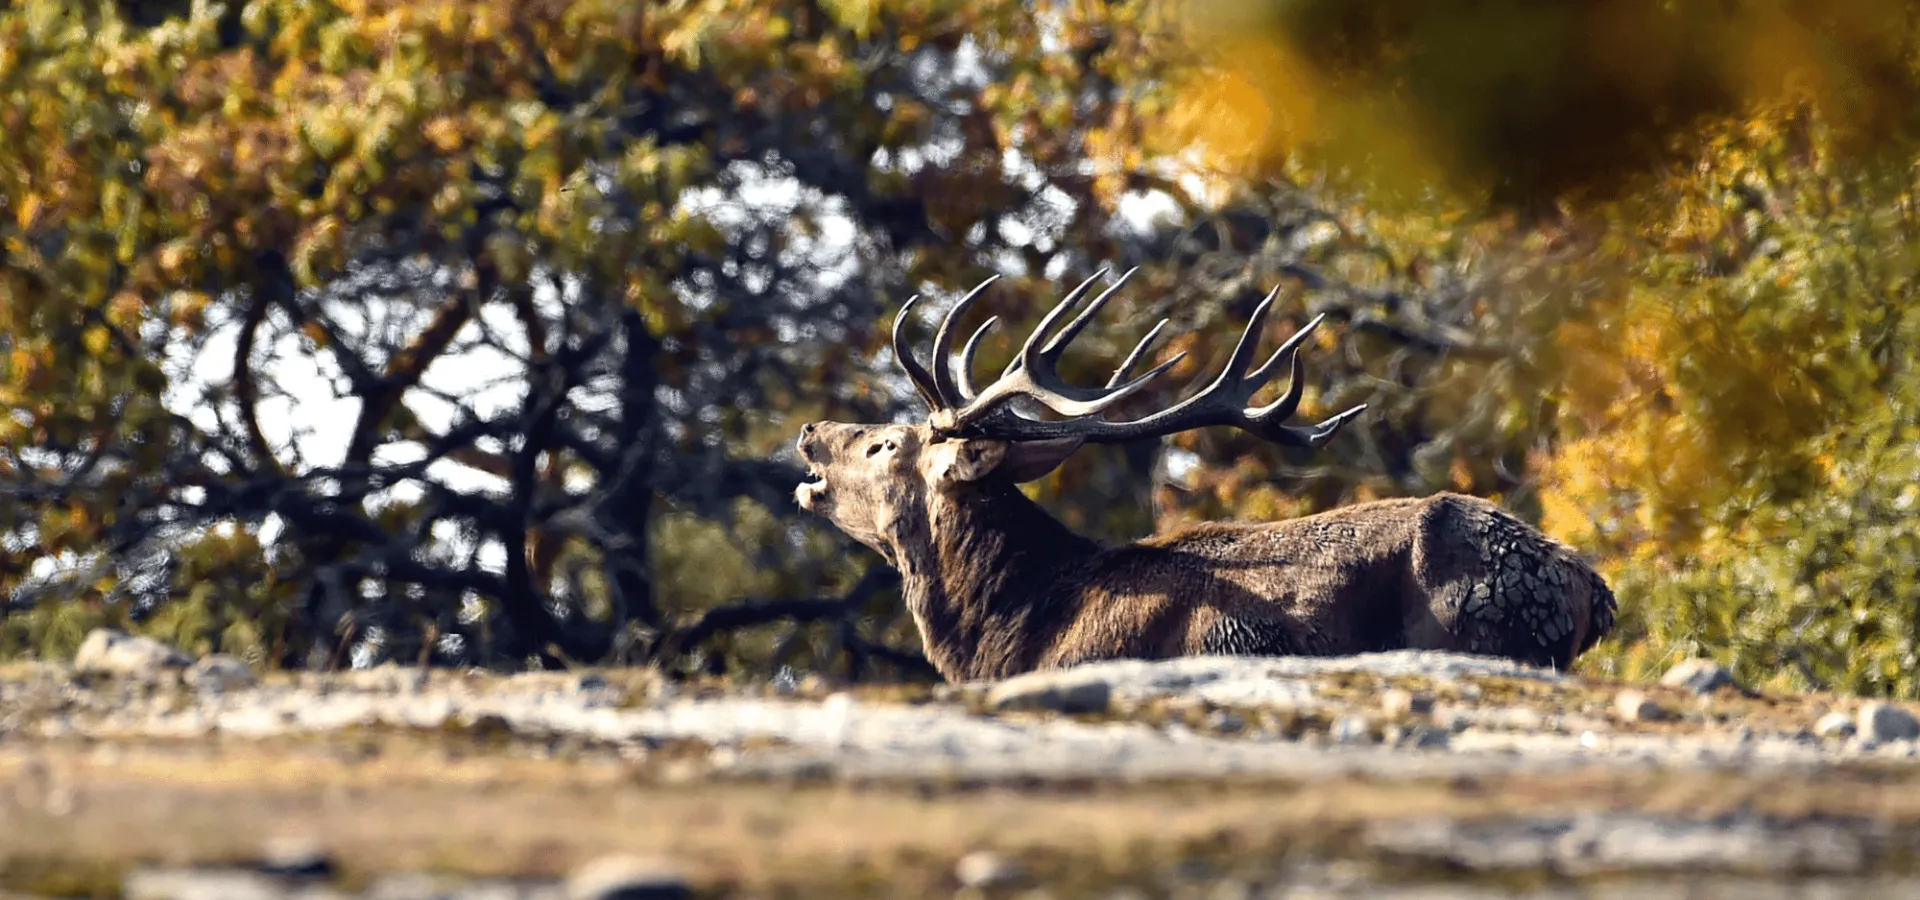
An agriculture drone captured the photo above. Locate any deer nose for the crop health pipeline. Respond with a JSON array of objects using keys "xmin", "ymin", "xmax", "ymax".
[{"xmin": 796, "ymin": 422, "xmax": 820, "ymax": 456}]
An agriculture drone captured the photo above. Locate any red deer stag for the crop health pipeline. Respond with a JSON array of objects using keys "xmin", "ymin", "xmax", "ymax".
[{"xmin": 794, "ymin": 269, "xmax": 1617, "ymax": 682}]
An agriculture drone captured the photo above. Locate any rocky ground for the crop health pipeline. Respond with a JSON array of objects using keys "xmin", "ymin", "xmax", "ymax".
[{"xmin": 6, "ymin": 631, "xmax": 1920, "ymax": 898}]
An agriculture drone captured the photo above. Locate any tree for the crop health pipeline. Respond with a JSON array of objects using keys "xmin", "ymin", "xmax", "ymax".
[
  {"xmin": 1541, "ymin": 104, "xmax": 1920, "ymax": 696},
  {"xmin": 0, "ymin": 0, "xmax": 1199, "ymax": 675}
]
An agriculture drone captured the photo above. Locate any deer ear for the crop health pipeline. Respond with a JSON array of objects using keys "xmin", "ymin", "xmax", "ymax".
[
  {"xmin": 929, "ymin": 439, "xmax": 1007, "ymax": 484},
  {"xmin": 931, "ymin": 437, "xmax": 1085, "ymax": 484},
  {"xmin": 999, "ymin": 436, "xmax": 1086, "ymax": 484}
]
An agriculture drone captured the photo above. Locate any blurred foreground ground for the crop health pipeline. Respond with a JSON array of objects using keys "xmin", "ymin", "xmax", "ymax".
[{"xmin": 5, "ymin": 648, "xmax": 1920, "ymax": 898}]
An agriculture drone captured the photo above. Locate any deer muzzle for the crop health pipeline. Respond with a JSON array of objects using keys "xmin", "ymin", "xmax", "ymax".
[{"xmin": 794, "ymin": 423, "xmax": 828, "ymax": 510}]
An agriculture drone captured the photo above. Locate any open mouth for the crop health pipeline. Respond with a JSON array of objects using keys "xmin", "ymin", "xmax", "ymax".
[{"xmin": 801, "ymin": 467, "xmax": 825, "ymax": 487}]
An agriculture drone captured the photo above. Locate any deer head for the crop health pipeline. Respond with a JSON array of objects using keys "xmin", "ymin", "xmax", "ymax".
[{"xmin": 794, "ymin": 267, "xmax": 1369, "ymax": 555}]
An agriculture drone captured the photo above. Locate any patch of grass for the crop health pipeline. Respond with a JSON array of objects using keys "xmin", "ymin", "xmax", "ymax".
[{"xmin": 0, "ymin": 858, "xmax": 125, "ymax": 899}]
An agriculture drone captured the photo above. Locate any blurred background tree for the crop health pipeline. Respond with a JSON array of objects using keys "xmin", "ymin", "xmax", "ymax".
[
  {"xmin": 0, "ymin": 0, "xmax": 1207, "ymax": 676},
  {"xmin": 6, "ymin": 0, "xmax": 1920, "ymax": 695}
]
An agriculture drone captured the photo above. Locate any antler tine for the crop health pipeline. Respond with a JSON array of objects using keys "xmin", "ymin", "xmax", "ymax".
[
  {"xmin": 1107, "ymin": 318, "xmax": 1169, "ymax": 389},
  {"xmin": 1245, "ymin": 313, "xmax": 1326, "ymax": 420},
  {"xmin": 1247, "ymin": 402, "xmax": 1370, "ymax": 449},
  {"xmin": 1238, "ymin": 313, "xmax": 1364, "ymax": 448},
  {"xmin": 1210, "ymin": 285, "xmax": 1282, "ymax": 390},
  {"xmin": 955, "ymin": 315, "xmax": 999, "ymax": 401},
  {"xmin": 940, "ymin": 279, "xmax": 1369, "ymax": 450},
  {"xmin": 989, "ymin": 268, "xmax": 1112, "ymax": 382},
  {"xmin": 1293, "ymin": 403, "xmax": 1370, "ymax": 447},
  {"xmin": 892, "ymin": 294, "xmax": 944, "ymax": 411},
  {"xmin": 930, "ymin": 274, "xmax": 1001, "ymax": 407},
  {"xmin": 934, "ymin": 268, "xmax": 1185, "ymax": 433},
  {"xmin": 1042, "ymin": 266, "xmax": 1138, "ymax": 356},
  {"xmin": 1249, "ymin": 311, "xmax": 1321, "ymax": 385}
]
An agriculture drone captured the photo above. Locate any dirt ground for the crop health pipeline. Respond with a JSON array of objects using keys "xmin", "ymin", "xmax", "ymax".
[{"xmin": 7, "ymin": 652, "xmax": 1920, "ymax": 897}]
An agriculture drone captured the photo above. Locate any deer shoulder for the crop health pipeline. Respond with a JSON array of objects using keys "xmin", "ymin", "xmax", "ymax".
[{"xmin": 795, "ymin": 268, "xmax": 1617, "ymax": 683}]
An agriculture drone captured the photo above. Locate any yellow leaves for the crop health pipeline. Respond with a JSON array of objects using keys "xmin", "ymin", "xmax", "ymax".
[
  {"xmin": 170, "ymin": 290, "xmax": 211, "ymax": 330},
  {"xmin": 1082, "ymin": 124, "xmax": 1136, "ymax": 210},
  {"xmin": 14, "ymin": 193, "xmax": 42, "ymax": 231},
  {"xmin": 883, "ymin": 97, "xmax": 931, "ymax": 145},
  {"xmin": 291, "ymin": 216, "xmax": 345, "ymax": 284},
  {"xmin": 1179, "ymin": 0, "xmax": 1920, "ymax": 207},
  {"xmin": 659, "ymin": 2, "xmax": 724, "ymax": 68},
  {"xmin": 8, "ymin": 347, "xmax": 39, "ymax": 385},
  {"xmin": 1165, "ymin": 40, "xmax": 1295, "ymax": 176},
  {"xmin": 422, "ymin": 115, "xmax": 464, "ymax": 152},
  {"xmin": 156, "ymin": 239, "xmax": 198, "ymax": 278},
  {"xmin": 81, "ymin": 326, "xmax": 111, "ymax": 357},
  {"xmin": 820, "ymin": 0, "xmax": 877, "ymax": 39},
  {"xmin": 430, "ymin": 180, "xmax": 466, "ymax": 219}
]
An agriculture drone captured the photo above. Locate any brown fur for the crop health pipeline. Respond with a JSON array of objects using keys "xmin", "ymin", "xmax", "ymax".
[{"xmin": 796, "ymin": 421, "xmax": 1616, "ymax": 683}]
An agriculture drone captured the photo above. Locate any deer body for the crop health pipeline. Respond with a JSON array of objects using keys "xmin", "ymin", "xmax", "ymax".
[{"xmin": 797, "ymin": 268, "xmax": 1617, "ymax": 682}]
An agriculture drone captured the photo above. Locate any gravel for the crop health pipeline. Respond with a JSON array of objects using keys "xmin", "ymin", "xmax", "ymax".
[
  {"xmin": 13, "ymin": 639, "xmax": 1920, "ymax": 775},
  {"xmin": 1367, "ymin": 812, "xmax": 1876, "ymax": 876},
  {"xmin": 1660, "ymin": 658, "xmax": 1739, "ymax": 695},
  {"xmin": 17, "ymin": 631, "xmax": 1920, "ymax": 899},
  {"xmin": 12, "ymin": 638, "xmax": 1920, "ymax": 785}
]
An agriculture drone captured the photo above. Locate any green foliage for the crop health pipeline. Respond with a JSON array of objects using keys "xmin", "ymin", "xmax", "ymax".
[{"xmin": 1544, "ymin": 107, "xmax": 1920, "ymax": 695}]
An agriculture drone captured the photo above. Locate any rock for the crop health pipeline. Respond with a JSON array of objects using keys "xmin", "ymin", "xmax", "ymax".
[
  {"xmin": 256, "ymin": 836, "xmax": 334, "ymax": 878},
  {"xmin": 984, "ymin": 671, "xmax": 1111, "ymax": 715},
  {"xmin": 954, "ymin": 850, "xmax": 1025, "ymax": 890},
  {"xmin": 566, "ymin": 854, "xmax": 691, "ymax": 900},
  {"xmin": 73, "ymin": 629, "xmax": 190, "ymax": 679},
  {"xmin": 1380, "ymin": 688, "xmax": 1435, "ymax": 718},
  {"xmin": 123, "ymin": 867, "xmax": 296, "ymax": 900},
  {"xmin": 1815, "ymin": 711, "xmax": 1857, "ymax": 740},
  {"xmin": 1659, "ymin": 658, "xmax": 1737, "ymax": 695},
  {"xmin": 1204, "ymin": 709, "xmax": 1246, "ymax": 734},
  {"xmin": 187, "ymin": 655, "xmax": 257, "ymax": 692},
  {"xmin": 1332, "ymin": 715, "xmax": 1373, "ymax": 744},
  {"xmin": 1404, "ymin": 726, "xmax": 1452, "ymax": 750},
  {"xmin": 1858, "ymin": 701, "xmax": 1920, "ymax": 743},
  {"xmin": 1613, "ymin": 690, "xmax": 1666, "ymax": 723}
]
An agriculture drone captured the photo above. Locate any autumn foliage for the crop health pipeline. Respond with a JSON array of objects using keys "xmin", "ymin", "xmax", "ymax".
[{"xmin": 5, "ymin": 0, "xmax": 1920, "ymax": 696}]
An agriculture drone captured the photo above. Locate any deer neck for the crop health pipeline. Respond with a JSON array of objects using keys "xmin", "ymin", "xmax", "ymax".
[{"xmin": 882, "ymin": 482, "xmax": 1099, "ymax": 682}]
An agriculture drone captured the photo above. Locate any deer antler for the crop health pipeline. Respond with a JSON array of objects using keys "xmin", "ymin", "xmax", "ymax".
[{"xmin": 892, "ymin": 268, "xmax": 1367, "ymax": 448}]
